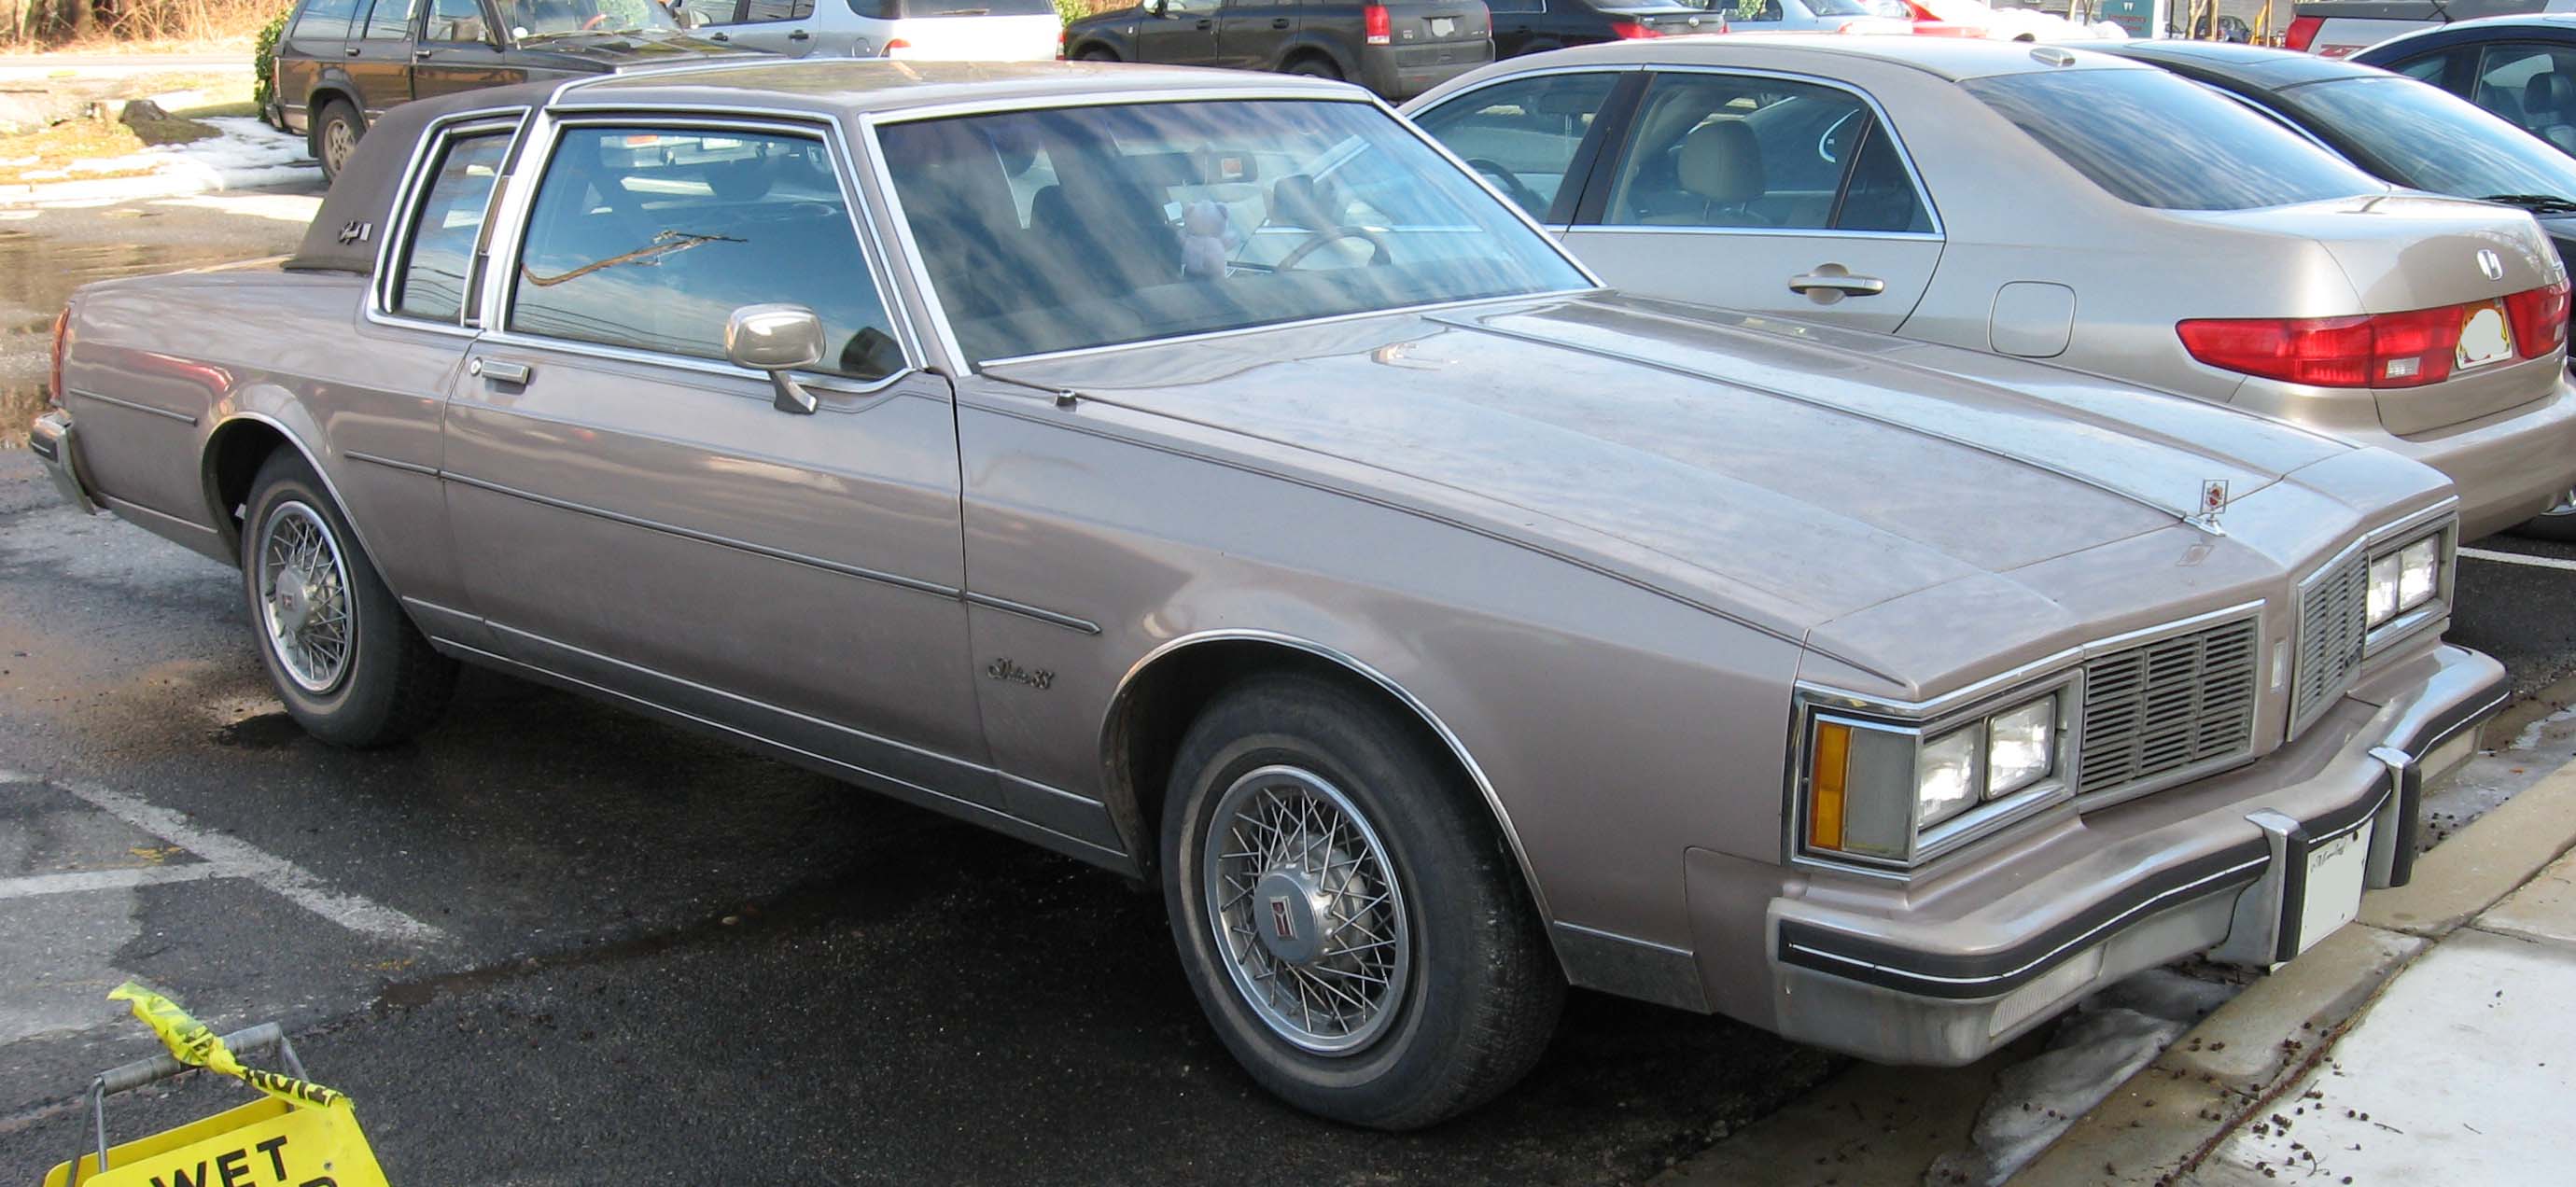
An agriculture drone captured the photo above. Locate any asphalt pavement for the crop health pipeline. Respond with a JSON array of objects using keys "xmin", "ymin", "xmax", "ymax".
[{"xmin": 3, "ymin": 188, "xmax": 2576, "ymax": 1185}]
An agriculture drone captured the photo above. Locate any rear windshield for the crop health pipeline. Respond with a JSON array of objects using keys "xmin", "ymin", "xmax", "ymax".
[
  {"xmin": 1962, "ymin": 68, "xmax": 2386, "ymax": 211},
  {"xmin": 849, "ymin": 0, "xmax": 1055, "ymax": 16},
  {"xmin": 2283, "ymin": 75, "xmax": 2576, "ymax": 202}
]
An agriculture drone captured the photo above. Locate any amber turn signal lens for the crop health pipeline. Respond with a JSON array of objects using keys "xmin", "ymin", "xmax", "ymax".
[{"xmin": 1808, "ymin": 721, "xmax": 1850, "ymax": 851}]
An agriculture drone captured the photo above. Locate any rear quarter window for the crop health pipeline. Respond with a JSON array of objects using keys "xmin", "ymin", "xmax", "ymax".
[{"xmin": 1961, "ymin": 67, "xmax": 2385, "ymax": 211}]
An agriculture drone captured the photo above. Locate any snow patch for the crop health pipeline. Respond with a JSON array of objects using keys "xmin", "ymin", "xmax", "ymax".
[{"xmin": 2512, "ymin": 703, "xmax": 2576, "ymax": 753}]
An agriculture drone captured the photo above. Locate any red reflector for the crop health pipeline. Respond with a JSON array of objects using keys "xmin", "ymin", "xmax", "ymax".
[
  {"xmin": 2284, "ymin": 15, "xmax": 2324, "ymax": 52},
  {"xmin": 1608, "ymin": 19, "xmax": 1663, "ymax": 37},
  {"xmin": 48, "ymin": 307, "xmax": 69, "ymax": 408},
  {"xmin": 1365, "ymin": 4, "xmax": 1391, "ymax": 44},
  {"xmin": 2508, "ymin": 280, "xmax": 2572, "ymax": 358}
]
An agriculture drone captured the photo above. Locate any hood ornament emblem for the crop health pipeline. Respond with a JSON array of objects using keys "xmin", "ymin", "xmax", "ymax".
[
  {"xmin": 2478, "ymin": 248, "xmax": 2504, "ymax": 282},
  {"xmin": 2190, "ymin": 479, "xmax": 2231, "ymax": 535}
]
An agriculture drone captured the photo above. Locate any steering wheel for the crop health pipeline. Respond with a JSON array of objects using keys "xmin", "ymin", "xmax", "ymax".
[
  {"xmin": 582, "ymin": 12, "xmax": 609, "ymax": 29},
  {"xmin": 1275, "ymin": 225, "xmax": 1392, "ymax": 271},
  {"xmin": 1463, "ymin": 157, "xmax": 1546, "ymax": 216}
]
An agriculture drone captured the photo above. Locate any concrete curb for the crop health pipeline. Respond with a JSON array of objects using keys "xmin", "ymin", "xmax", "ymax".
[{"xmin": 2011, "ymin": 756, "xmax": 2576, "ymax": 1185}]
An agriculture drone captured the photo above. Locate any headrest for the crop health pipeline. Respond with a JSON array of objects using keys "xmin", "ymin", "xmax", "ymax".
[
  {"xmin": 1677, "ymin": 119, "xmax": 1763, "ymax": 206},
  {"xmin": 2527, "ymin": 71, "xmax": 2575, "ymax": 115}
]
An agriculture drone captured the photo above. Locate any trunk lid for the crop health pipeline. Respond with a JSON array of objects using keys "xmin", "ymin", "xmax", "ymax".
[{"xmin": 1377, "ymin": 0, "xmax": 1486, "ymax": 45}]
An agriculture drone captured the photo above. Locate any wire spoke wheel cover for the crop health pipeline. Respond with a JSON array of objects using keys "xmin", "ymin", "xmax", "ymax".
[
  {"xmin": 1203, "ymin": 764, "xmax": 1412, "ymax": 1054},
  {"xmin": 257, "ymin": 500, "xmax": 356, "ymax": 694}
]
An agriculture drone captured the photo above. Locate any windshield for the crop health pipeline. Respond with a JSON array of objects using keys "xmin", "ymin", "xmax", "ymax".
[
  {"xmin": 504, "ymin": 0, "xmax": 679, "ymax": 38},
  {"xmin": 1962, "ymin": 68, "xmax": 2385, "ymax": 211},
  {"xmin": 2282, "ymin": 75, "xmax": 2576, "ymax": 204},
  {"xmin": 876, "ymin": 100, "xmax": 1593, "ymax": 364}
]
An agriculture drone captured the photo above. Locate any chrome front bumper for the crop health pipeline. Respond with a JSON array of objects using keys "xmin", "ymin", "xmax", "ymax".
[
  {"xmin": 28, "ymin": 409, "xmax": 102, "ymax": 515},
  {"xmin": 1755, "ymin": 642, "xmax": 2504, "ymax": 1066}
]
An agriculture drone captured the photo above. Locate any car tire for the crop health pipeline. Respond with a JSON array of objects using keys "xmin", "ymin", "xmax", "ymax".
[
  {"xmin": 313, "ymin": 98, "xmax": 362, "ymax": 183},
  {"xmin": 240, "ymin": 450, "xmax": 457, "ymax": 747},
  {"xmin": 1077, "ymin": 46, "xmax": 1118, "ymax": 63},
  {"xmin": 1161, "ymin": 672, "xmax": 1563, "ymax": 1129},
  {"xmin": 1284, "ymin": 55, "xmax": 1343, "ymax": 80},
  {"xmin": 2511, "ymin": 495, "xmax": 2576, "ymax": 541}
]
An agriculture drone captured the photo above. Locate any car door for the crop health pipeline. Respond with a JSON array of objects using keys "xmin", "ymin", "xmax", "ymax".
[
  {"xmin": 1558, "ymin": 68, "xmax": 1941, "ymax": 332},
  {"xmin": 443, "ymin": 119, "xmax": 995, "ymax": 807},
  {"xmin": 412, "ymin": 0, "xmax": 521, "ymax": 101},
  {"xmin": 1408, "ymin": 67, "xmax": 1635, "ymax": 225},
  {"xmin": 1214, "ymin": 0, "xmax": 1297, "ymax": 69},
  {"xmin": 1137, "ymin": 0, "xmax": 1222, "ymax": 63},
  {"xmin": 685, "ymin": 0, "xmax": 824, "ymax": 56},
  {"xmin": 345, "ymin": 0, "xmax": 418, "ymax": 117}
]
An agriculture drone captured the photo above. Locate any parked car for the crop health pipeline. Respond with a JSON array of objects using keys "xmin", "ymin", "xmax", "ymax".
[
  {"xmin": 670, "ymin": 0, "xmax": 1060, "ymax": 61},
  {"xmin": 30, "ymin": 59, "xmax": 2503, "ymax": 1129},
  {"xmin": 273, "ymin": 0, "xmax": 756, "ymax": 181},
  {"xmin": 1060, "ymin": 0, "xmax": 1494, "ymax": 99},
  {"xmin": 1405, "ymin": 37, "xmax": 2576, "ymax": 541},
  {"xmin": 1485, "ymin": 0, "xmax": 1719, "ymax": 61},
  {"xmin": 2352, "ymin": 14, "xmax": 2576, "ymax": 159},
  {"xmin": 2287, "ymin": 0, "xmax": 2571, "ymax": 60},
  {"xmin": 1683, "ymin": 0, "xmax": 1911, "ymax": 35}
]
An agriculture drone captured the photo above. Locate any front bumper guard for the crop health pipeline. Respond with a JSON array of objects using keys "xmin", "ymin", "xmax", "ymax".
[{"xmin": 28, "ymin": 409, "xmax": 101, "ymax": 516}]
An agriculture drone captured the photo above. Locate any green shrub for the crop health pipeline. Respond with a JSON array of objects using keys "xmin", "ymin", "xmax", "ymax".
[
  {"xmin": 251, "ymin": 7, "xmax": 290, "ymax": 115},
  {"xmin": 1054, "ymin": 0, "xmax": 1085, "ymax": 23}
]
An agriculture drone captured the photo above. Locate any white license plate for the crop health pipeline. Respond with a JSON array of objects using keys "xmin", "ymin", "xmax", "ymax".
[
  {"xmin": 2457, "ymin": 300, "xmax": 2515, "ymax": 370},
  {"xmin": 2292, "ymin": 822, "xmax": 2371, "ymax": 958},
  {"xmin": 1431, "ymin": 16, "xmax": 1456, "ymax": 35}
]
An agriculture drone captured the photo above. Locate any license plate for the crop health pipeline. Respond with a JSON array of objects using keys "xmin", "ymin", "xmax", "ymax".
[
  {"xmin": 2457, "ymin": 300, "xmax": 2516, "ymax": 370},
  {"xmin": 2291, "ymin": 823, "xmax": 2371, "ymax": 958},
  {"xmin": 1431, "ymin": 16, "xmax": 1455, "ymax": 35}
]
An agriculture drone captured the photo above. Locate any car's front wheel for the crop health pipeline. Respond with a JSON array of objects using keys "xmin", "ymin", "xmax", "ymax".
[
  {"xmin": 240, "ymin": 450, "xmax": 457, "ymax": 747},
  {"xmin": 1161, "ymin": 673, "xmax": 1563, "ymax": 1129}
]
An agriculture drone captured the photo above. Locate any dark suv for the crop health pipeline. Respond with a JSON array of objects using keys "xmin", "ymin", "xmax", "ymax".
[
  {"xmin": 1061, "ymin": 0, "xmax": 1493, "ymax": 100},
  {"xmin": 272, "ymin": 0, "xmax": 752, "ymax": 181}
]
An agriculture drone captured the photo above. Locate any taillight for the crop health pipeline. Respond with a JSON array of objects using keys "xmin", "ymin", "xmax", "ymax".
[
  {"xmin": 2178, "ymin": 286, "xmax": 2573, "ymax": 388},
  {"xmin": 1608, "ymin": 19, "xmax": 1662, "ymax": 37},
  {"xmin": 48, "ymin": 307, "xmax": 68, "ymax": 408},
  {"xmin": 883, "ymin": 37, "xmax": 911, "ymax": 55},
  {"xmin": 2284, "ymin": 15, "xmax": 2323, "ymax": 52},
  {"xmin": 1365, "ymin": 4, "xmax": 1391, "ymax": 45},
  {"xmin": 2507, "ymin": 280, "xmax": 2572, "ymax": 358},
  {"xmin": 1056, "ymin": 25, "xmax": 1066, "ymax": 60}
]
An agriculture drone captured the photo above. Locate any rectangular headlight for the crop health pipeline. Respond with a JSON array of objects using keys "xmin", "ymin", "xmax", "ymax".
[
  {"xmin": 2362, "ymin": 524, "xmax": 2452, "ymax": 637},
  {"xmin": 1800, "ymin": 689, "xmax": 2069, "ymax": 869}
]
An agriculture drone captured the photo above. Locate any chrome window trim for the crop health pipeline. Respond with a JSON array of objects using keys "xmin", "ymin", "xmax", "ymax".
[
  {"xmin": 478, "ymin": 105, "xmax": 927, "ymax": 378},
  {"xmin": 975, "ymin": 289, "xmax": 1599, "ymax": 370},
  {"xmin": 854, "ymin": 89, "xmax": 1605, "ymax": 373},
  {"xmin": 366, "ymin": 105, "xmax": 527, "ymax": 334},
  {"xmin": 1590, "ymin": 62, "xmax": 1945, "ymax": 240}
]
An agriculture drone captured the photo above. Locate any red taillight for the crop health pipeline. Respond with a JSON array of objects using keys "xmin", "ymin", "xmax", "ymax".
[
  {"xmin": 2178, "ymin": 286, "xmax": 2573, "ymax": 388},
  {"xmin": 2284, "ymin": 15, "xmax": 2323, "ymax": 52},
  {"xmin": 48, "ymin": 307, "xmax": 68, "ymax": 408},
  {"xmin": 1056, "ymin": 25, "xmax": 1067, "ymax": 60},
  {"xmin": 883, "ymin": 36, "xmax": 911, "ymax": 55},
  {"xmin": 1608, "ymin": 19, "xmax": 1662, "ymax": 37},
  {"xmin": 1365, "ymin": 4, "xmax": 1391, "ymax": 44},
  {"xmin": 2508, "ymin": 280, "xmax": 2572, "ymax": 358}
]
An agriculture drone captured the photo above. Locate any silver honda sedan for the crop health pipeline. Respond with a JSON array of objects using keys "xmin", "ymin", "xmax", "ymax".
[{"xmin": 1405, "ymin": 35, "xmax": 2576, "ymax": 539}]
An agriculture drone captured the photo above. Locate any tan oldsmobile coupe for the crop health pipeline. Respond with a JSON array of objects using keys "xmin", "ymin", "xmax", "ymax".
[{"xmin": 29, "ymin": 62, "xmax": 2507, "ymax": 1127}]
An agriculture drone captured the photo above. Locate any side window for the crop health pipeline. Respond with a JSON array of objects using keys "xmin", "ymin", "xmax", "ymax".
[
  {"xmin": 1410, "ymin": 72, "xmax": 1618, "ymax": 219},
  {"xmin": 2392, "ymin": 49, "xmax": 2455, "ymax": 87},
  {"xmin": 1733, "ymin": 0, "xmax": 1784, "ymax": 21},
  {"xmin": 2474, "ymin": 44, "xmax": 2576, "ymax": 152},
  {"xmin": 1833, "ymin": 119, "xmax": 1930, "ymax": 233},
  {"xmin": 288, "ymin": 0, "xmax": 363, "ymax": 44},
  {"xmin": 360, "ymin": 0, "xmax": 415, "ymax": 39},
  {"xmin": 425, "ymin": 0, "xmax": 488, "ymax": 41},
  {"xmin": 510, "ymin": 126, "xmax": 903, "ymax": 381},
  {"xmin": 1602, "ymin": 73, "xmax": 1888, "ymax": 230},
  {"xmin": 390, "ymin": 131, "xmax": 512, "ymax": 322},
  {"xmin": 679, "ymin": 0, "xmax": 742, "ymax": 22},
  {"xmin": 739, "ymin": 0, "xmax": 816, "ymax": 19}
]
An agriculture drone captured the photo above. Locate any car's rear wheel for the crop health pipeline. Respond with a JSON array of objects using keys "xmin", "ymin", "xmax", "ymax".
[
  {"xmin": 1284, "ymin": 55, "xmax": 1342, "ymax": 80},
  {"xmin": 313, "ymin": 99, "xmax": 362, "ymax": 183},
  {"xmin": 241, "ymin": 450, "xmax": 456, "ymax": 747},
  {"xmin": 1077, "ymin": 46, "xmax": 1118, "ymax": 63},
  {"xmin": 1161, "ymin": 673, "xmax": 1562, "ymax": 1129}
]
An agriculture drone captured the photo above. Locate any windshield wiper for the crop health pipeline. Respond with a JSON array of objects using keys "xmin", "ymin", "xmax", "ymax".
[{"xmin": 2480, "ymin": 192, "xmax": 2576, "ymax": 214}]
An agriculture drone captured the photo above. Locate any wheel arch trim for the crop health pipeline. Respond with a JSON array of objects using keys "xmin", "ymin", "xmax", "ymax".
[
  {"xmin": 1099, "ymin": 627, "xmax": 1561, "ymax": 948},
  {"xmin": 201, "ymin": 412, "xmax": 399, "ymax": 588}
]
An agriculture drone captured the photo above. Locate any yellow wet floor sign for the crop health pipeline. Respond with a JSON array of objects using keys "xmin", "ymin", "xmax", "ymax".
[{"xmin": 43, "ymin": 985, "xmax": 387, "ymax": 1187}]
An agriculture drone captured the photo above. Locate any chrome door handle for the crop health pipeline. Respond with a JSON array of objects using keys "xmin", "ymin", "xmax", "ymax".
[
  {"xmin": 1271, "ymin": 16, "xmax": 1290, "ymax": 26},
  {"xmin": 787, "ymin": 29, "xmax": 809, "ymax": 39},
  {"xmin": 343, "ymin": 46, "xmax": 362, "ymax": 56},
  {"xmin": 469, "ymin": 357, "xmax": 531, "ymax": 384},
  {"xmin": 1787, "ymin": 271, "xmax": 1886, "ymax": 297}
]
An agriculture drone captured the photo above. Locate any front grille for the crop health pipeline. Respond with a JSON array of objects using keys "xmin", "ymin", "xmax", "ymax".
[
  {"xmin": 2292, "ymin": 551, "xmax": 2371, "ymax": 733},
  {"xmin": 2076, "ymin": 617, "xmax": 2261, "ymax": 796}
]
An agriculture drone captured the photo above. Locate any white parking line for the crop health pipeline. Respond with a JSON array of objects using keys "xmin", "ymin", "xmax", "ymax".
[
  {"xmin": 0, "ymin": 769, "xmax": 449, "ymax": 943},
  {"xmin": 2460, "ymin": 546, "xmax": 2576, "ymax": 573},
  {"xmin": 0, "ymin": 863, "xmax": 228, "ymax": 900}
]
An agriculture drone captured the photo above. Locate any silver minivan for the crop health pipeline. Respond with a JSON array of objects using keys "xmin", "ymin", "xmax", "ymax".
[{"xmin": 675, "ymin": 0, "xmax": 1060, "ymax": 60}]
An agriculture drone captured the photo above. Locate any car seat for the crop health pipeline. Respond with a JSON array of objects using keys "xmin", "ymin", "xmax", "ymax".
[
  {"xmin": 1636, "ymin": 119, "xmax": 1770, "ymax": 227},
  {"xmin": 2526, "ymin": 71, "xmax": 2576, "ymax": 154}
]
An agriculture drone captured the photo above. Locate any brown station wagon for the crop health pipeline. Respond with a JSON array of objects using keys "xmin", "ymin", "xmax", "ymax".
[{"xmin": 29, "ymin": 61, "xmax": 2507, "ymax": 1127}]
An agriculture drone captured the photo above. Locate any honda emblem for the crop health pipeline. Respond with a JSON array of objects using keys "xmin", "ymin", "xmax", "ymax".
[{"xmin": 2478, "ymin": 248, "xmax": 2504, "ymax": 282}]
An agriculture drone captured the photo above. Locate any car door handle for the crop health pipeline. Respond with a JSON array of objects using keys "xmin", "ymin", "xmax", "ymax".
[
  {"xmin": 708, "ymin": 31, "xmax": 729, "ymax": 40},
  {"xmin": 1195, "ymin": 18, "xmax": 1212, "ymax": 28},
  {"xmin": 787, "ymin": 29, "xmax": 809, "ymax": 39},
  {"xmin": 1271, "ymin": 16, "xmax": 1289, "ymax": 26},
  {"xmin": 469, "ymin": 357, "xmax": 531, "ymax": 384},
  {"xmin": 412, "ymin": 48, "xmax": 435, "ymax": 60},
  {"xmin": 343, "ymin": 45, "xmax": 362, "ymax": 56},
  {"xmin": 1787, "ymin": 272, "xmax": 1887, "ymax": 297}
]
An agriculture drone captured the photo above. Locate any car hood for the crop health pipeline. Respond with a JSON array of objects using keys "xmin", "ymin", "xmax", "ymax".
[
  {"xmin": 509, "ymin": 30, "xmax": 760, "ymax": 70},
  {"xmin": 986, "ymin": 293, "xmax": 2448, "ymax": 691}
]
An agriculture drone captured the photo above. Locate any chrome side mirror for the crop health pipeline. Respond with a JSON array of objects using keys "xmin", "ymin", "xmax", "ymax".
[{"xmin": 725, "ymin": 303, "xmax": 824, "ymax": 414}]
